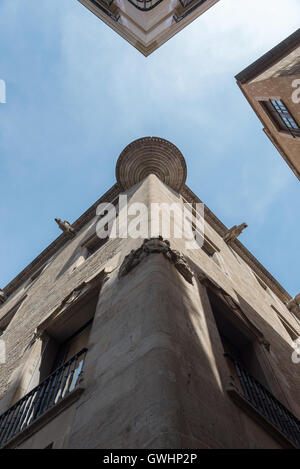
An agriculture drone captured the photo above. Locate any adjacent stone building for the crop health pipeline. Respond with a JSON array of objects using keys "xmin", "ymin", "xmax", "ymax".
[
  {"xmin": 78, "ymin": 0, "xmax": 219, "ymax": 56},
  {"xmin": 0, "ymin": 137, "xmax": 299, "ymax": 449},
  {"xmin": 236, "ymin": 29, "xmax": 300, "ymax": 181}
]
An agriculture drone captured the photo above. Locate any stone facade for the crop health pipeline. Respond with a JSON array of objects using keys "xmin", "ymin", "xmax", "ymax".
[
  {"xmin": 78, "ymin": 0, "xmax": 220, "ymax": 56},
  {"xmin": 236, "ymin": 29, "xmax": 300, "ymax": 181},
  {"xmin": 0, "ymin": 138, "xmax": 299, "ymax": 449}
]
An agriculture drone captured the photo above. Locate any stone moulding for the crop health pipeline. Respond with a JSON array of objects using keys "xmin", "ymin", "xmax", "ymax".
[
  {"xmin": 118, "ymin": 236, "xmax": 194, "ymax": 284},
  {"xmin": 116, "ymin": 136, "xmax": 187, "ymax": 192},
  {"xmin": 37, "ymin": 271, "xmax": 106, "ymax": 335},
  {"xmin": 198, "ymin": 272, "xmax": 270, "ymax": 350}
]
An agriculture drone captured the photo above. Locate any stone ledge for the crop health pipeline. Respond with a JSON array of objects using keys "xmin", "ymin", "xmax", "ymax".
[
  {"xmin": 227, "ymin": 386, "xmax": 297, "ymax": 449},
  {"xmin": 1, "ymin": 387, "xmax": 85, "ymax": 449}
]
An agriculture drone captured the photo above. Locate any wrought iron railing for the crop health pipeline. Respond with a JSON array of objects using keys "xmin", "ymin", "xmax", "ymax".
[
  {"xmin": 94, "ymin": 0, "xmax": 209, "ymax": 15},
  {"xmin": 227, "ymin": 355, "xmax": 300, "ymax": 448},
  {"xmin": 0, "ymin": 348, "xmax": 87, "ymax": 448},
  {"xmin": 88, "ymin": 0, "xmax": 120, "ymax": 22},
  {"xmin": 173, "ymin": 0, "xmax": 208, "ymax": 22},
  {"xmin": 179, "ymin": 0, "xmax": 196, "ymax": 6},
  {"xmin": 127, "ymin": 0, "xmax": 164, "ymax": 11}
]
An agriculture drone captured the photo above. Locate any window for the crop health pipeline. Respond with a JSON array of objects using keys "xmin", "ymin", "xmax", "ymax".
[
  {"xmin": 207, "ymin": 289, "xmax": 269, "ymax": 389},
  {"xmin": 201, "ymin": 238, "xmax": 217, "ymax": 257},
  {"xmin": 207, "ymin": 288, "xmax": 300, "ymax": 447},
  {"xmin": 202, "ymin": 240, "xmax": 221, "ymax": 266},
  {"xmin": 192, "ymin": 223, "xmax": 221, "ymax": 265},
  {"xmin": 50, "ymin": 320, "xmax": 92, "ymax": 382},
  {"xmin": 83, "ymin": 197, "xmax": 119, "ymax": 259},
  {"xmin": 0, "ymin": 283, "xmax": 101, "ymax": 448},
  {"xmin": 38, "ymin": 290, "xmax": 99, "ymax": 384},
  {"xmin": 261, "ymin": 99, "xmax": 300, "ymax": 138}
]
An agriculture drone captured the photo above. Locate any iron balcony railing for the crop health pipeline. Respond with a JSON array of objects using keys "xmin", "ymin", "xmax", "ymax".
[
  {"xmin": 179, "ymin": 0, "xmax": 196, "ymax": 6},
  {"xmin": 0, "ymin": 348, "xmax": 87, "ymax": 448},
  {"xmin": 227, "ymin": 355, "xmax": 300, "ymax": 448},
  {"xmin": 127, "ymin": 0, "xmax": 164, "ymax": 11},
  {"xmin": 95, "ymin": 0, "xmax": 209, "ymax": 15}
]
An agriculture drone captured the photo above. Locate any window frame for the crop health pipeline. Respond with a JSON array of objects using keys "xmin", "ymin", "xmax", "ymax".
[{"xmin": 260, "ymin": 99, "xmax": 300, "ymax": 138}]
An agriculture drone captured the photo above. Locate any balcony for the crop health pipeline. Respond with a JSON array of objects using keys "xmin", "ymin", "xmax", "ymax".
[
  {"xmin": 0, "ymin": 348, "xmax": 87, "ymax": 448},
  {"xmin": 227, "ymin": 355, "xmax": 300, "ymax": 448},
  {"xmin": 127, "ymin": 0, "xmax": 164, "ymax": 11}
]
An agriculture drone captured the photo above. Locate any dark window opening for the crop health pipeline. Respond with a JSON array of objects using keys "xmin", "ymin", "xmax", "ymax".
[
  {"xmin": 40, "ymin": 292, "xmax": 99, "ymax": 382},
  {"xmin": 84, "ymin": 198, "xmax": 119, "ymax": 258},
  {"xmin": 51, "ymin": 320, "xmax": 93, "ymax": 375},
  {"xmin": 0, "ymin": 291, "xmax": 99, "ymax": 448},
  {"xmin": 208, "ymin": 289, "xmax": 300, "ymax": 447},
  {"xmin": 207, "ymin": 289, "xmax": 269, "ymax": 389},
  {"xmin": 201, "ymin": 239, "xmax": 216, "ymax": 258},
  {"xmin": 192, "ymin": 223, "xmax": 221, "ymax": 265}
]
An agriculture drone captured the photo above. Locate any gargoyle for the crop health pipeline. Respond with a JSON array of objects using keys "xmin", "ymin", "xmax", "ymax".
[
  {"xmin": 223, "ymin": 223, "xmax": 248, "ymax": 244},
  {"xmin": 55, "ymin": 218, "xmax": 76, "ymax": 238}
]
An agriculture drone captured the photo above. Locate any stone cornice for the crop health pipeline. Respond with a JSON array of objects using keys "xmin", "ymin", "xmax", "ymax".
[
  {"xmin": 2, "ymin": 184, "xmax": 120, "ymax": 298},
  {"xmin": 235, "ymin": 28, "xmax": 300, "ymax": 84},
  {"xmin": 2, "ymin": 180, "xmax": 291, "ymax": 304},
  {"xmin": 181, "ymin": 184, "xmax": 291, "ymax": 303}
]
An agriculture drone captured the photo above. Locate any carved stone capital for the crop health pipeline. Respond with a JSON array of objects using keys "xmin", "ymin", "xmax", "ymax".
[{"xmin": 118, "ymin": 237, "xmax": 194, "ymax": 284}]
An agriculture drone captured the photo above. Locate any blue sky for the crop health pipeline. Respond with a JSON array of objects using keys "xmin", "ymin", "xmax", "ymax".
[{"xmin": 0, "ymin": 0, "xmax": 299, "ymax": 296}]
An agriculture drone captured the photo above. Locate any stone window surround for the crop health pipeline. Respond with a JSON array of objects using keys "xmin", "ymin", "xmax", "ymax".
[
  {"xmin": 0, "ymin": 271, "xmax": 106, "ymax": 448},
  {"xmin": 198, "ymin": 273, "xmax": 298, "ymax": 448},
  {"xmin": 36, "ymin": 270, "xmax": 105, "ymax": 342},
  {"xmin": 78, "ymin": 195, "xmax": 120, "ymax": 264},
  {"xmin": 198, "ymin": 273, "xmax": 295, "ymax": 403}
]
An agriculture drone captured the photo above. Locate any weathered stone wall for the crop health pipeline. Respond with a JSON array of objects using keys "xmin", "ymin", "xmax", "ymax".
[{"xmin": 1, "ymin": 175, "xmax": 299, "ymax": 448}]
